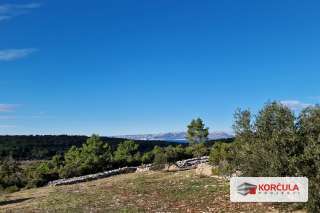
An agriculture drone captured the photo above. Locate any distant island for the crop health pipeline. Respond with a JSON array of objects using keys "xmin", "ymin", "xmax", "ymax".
[{"xmin": 113, "ymin": 131, "xmax": 233, "ymax": 142}]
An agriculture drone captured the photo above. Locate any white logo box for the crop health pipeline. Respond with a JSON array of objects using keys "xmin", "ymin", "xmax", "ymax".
[{"xmin": 230, "ymin": 177, "xmax": 308, "ymax": 203}]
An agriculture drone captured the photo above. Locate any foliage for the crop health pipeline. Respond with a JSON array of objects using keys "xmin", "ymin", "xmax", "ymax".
[
  {"xmin": 209, "ymin": 142, "xmax": 235, "ymax": 175},
  {"xmin": 25, "ymin": 159, "xmax": 60, "ymax": 188},
  {"xmin": 164, "ymin": 145, "xmax": 188, "ymax": 163},
  {"xmin": 212, "ymin": 102, "xmax": 320, "ymax": 211},
  {"xmin": 232, "ymin": 108, "xmax": 252, "ymax": 143},
  {"xmin": 0, "ymin": 135, "xmax": 177, "ymax": 161},
  {"xmin": 0, "ymin": 134, "xmax": 192, "ymax": 191},
  {"xmin": 209, "ymin": 142, "xmax": 231, "ymax": 165},
  {"xmin": 81, "ymin": 135, "xmax": 113, "ymax": 172},
  {"xmin": 186, "ymin": 118, "xmax": 209, "ymax": 144},
  {"xmin": 0, "ymin": 135, "xmax": 88, "ymax": 161},
  {"xmin": 151, "ymin": 144, "xmax": 194, "ymax": 169},
  {"xmin": 60, "ymin": 135, "xmax": 112, "ymax": 178},
  {"xmin": 187, "ymin": 143, "xmax": 208, "ymax": 158},
  {"xmin": 113, "ymin": 140, "xmax": 140, "ymax": 166},
  {"xmin": 141, "ymin": 151, "xmax": 154, "ymax": 164},
  {"xmin": 0, "ymin": 158, "xmax": 25, "ymax": 192},
  {"xmin": 152, "ymin": 146, "xmax": 168, "ymax": 167},
  {"xmin": 5, "ymin": 101, "xmax": 320, "ymax": 212},
  {"xmin": 232, "ymin": 102, "xmax": 296, "ymax": 177},
  {"xmin": 58, "ymin": 146, "xmax": 81, "ymax": 178},
  {"xmin": 294, "ymin": 105, "xmax": 320, "ymax": 212}
]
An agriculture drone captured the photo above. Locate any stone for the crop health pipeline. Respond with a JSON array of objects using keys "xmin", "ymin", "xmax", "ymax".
[
  {"xmin": 195, "ymin": 163, "xmax": 214, "ymax": 177},
  {"xmin": 176, "ymin": 156, "xmax": 209, "ymax": 169},
  {"xmin": 48, "ymin": 156, "xmax": 210, "ymax": 186},
  {"xmin": 136, "ymin": 164, "xmax": 152, "ymax": 172},
  {"xmin": 48, "ymin": 167, "xmax": 137, "ymax": 186},
  {"xmin": 163, "ymin": 164, "xmax": 180, "ymax": 172}
]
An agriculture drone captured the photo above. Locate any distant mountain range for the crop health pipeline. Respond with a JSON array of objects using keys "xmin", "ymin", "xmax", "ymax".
[{"xmin": 113, "ymin": 131, "xmax": 234, "ymax": 142}]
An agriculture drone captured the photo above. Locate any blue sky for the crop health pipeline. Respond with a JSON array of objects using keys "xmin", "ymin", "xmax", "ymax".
[{"xmin": 1, "ymin": 0, "xmax": 320, "ymax": 135}]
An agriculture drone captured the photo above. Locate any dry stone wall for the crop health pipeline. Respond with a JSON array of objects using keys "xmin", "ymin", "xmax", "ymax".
[
  {"xmin": 138, "ymin": 156, "xmax": 210, "ymax": 172},
  {"xmin": 48, "ymin": 167, "xmax": 137, "ymax": 186},
  {"xmin": 136, "ymin": 164, "xmax": 152, "ymax": 172},
  {"xmin": 175, "ymin": 156, "xmax": 209, "ymax": 168},
  {"xmin": 48, "ymin": 156, "xmax": 209, "ymax": 186}
]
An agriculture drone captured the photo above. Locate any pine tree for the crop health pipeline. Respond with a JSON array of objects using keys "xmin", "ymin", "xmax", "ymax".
[{"xmin": 186, "ymin": 118, "xmax": 209, "ymax": 144}]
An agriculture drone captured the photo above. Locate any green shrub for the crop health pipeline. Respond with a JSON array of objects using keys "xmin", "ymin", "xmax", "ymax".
[
  {"xmin": 232, "ymin": 102, "xmax": 296, "ymax": 177},
  {"xmin": 5, "ymin": 185, "xmax": 19, "ymax": 193},
  {"xmin": 208, "ymin": 142, "xmax": 234, "ymax": 175},
  {"xmin": 188, "ymin": 143, "xmax": 208, "ymax": 158},
  {"xmin": 0, "ymin": 158, "xmax": 26, "ymax": 189},
  {"xmin": 294, "ymin": 106, "xmax": 320, "ymax": 212},
  {"xmin": 141, "ymin": 151, "xmax": 154, "ymax": 164},
  {"xmin": 152, "ymin": 146, "xmax": 167, "ymax": 170},
  {"xmin": 24, "ymin": 160, "xmax": 60, "ymax": 187},
  {"xmin": 60, "ymin": 134, "xmax": 112, "ymax": 178},
  {"xmin": 231, "ymin": 103, "xmax": 320, "ymax": 211},
  {"xmin": 113, "ymin": 140, "xmax": 140, "ymax": 167},
  {"xmin": 211, "ymin": 167, "xmax": 220, "ymax": 176},
  {"xmin": 209, "ymin": 142, "xmax": 231, "ymax": 165}
]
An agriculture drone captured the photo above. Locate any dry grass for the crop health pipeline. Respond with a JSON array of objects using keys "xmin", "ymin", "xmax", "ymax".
[{"xmin": 0, "ymin": 170, "xmax": 298, "ymax": 212}]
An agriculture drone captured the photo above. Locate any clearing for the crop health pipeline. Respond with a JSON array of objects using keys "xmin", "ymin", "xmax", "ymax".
[{"xmin": 0, "ymin": 170, "xmax": 298, "ymax": 212}]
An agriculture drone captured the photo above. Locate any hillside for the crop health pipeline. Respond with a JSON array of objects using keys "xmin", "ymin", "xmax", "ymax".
[
  {"xmin": 0, "ymin": 170, "xmax": 287, "ymax": 212},
  {"xmin": 115, "ymin": 131, "xmax": 234, "ymax": 142},
  {"xmin": 0, "ymin": 135, "xmax": 180, "ymax": 160},
  {"xmin": 0, "ymin": 135, "xmax": 234, "ymax": 160}
]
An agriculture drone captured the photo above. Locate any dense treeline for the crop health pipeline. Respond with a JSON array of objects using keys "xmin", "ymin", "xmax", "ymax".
[
  {"xmin": 0, "ymin": 134, "xmax": 216, "ymax": 192},
  {"xmin": 0, "ymin": 135, "xmax": 189, "ymax": 160},
  {"xmin": 209, "ymin": 102, "xmax": 320, "ymax": 212},
  {"xmin": 0, "ymin": 119, "xmax": 220, "ymax": 192},
  {"xmin": 0, "ymin": 135, "xmax": 87, "ymax": 160}
]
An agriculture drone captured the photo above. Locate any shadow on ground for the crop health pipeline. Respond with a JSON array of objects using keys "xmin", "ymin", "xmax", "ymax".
[{"xmin": 0, "ymin": 198, "xmax": 33, "ymax": 206}]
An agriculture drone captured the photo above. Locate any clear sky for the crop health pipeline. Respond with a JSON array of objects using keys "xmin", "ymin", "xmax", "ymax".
[{"xmin": 1, "ymin": 0, "xmax": 320, "ymax": 135}]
